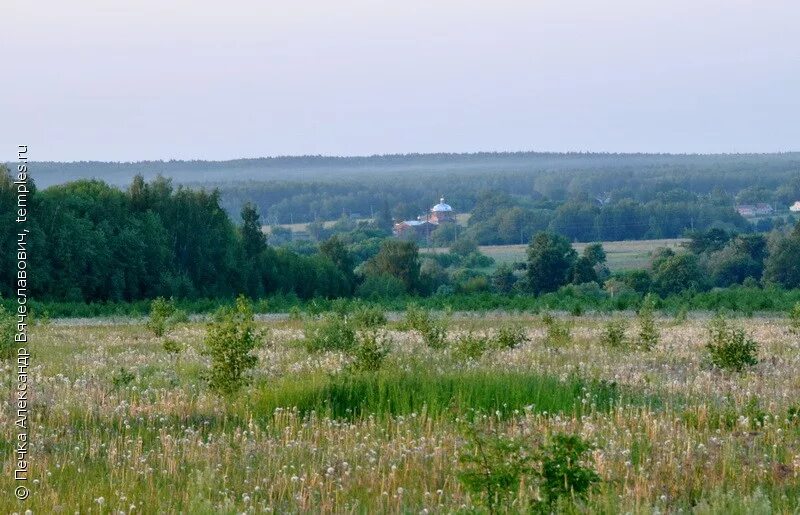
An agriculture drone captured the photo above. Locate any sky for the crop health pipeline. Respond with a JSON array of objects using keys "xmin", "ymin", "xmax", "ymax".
[{"xmin": 3, "ymin": 0, "xmax": 799, "ymax": 161}]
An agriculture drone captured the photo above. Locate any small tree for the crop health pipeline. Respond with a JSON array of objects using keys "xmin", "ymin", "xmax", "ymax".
[
  {"xmin": 147, "ymin": 297, "xmax": 187, "ymax": 337},
  {"xmin": 350, "ymin": 329, "xmax": 391, "ymax": 372},
  {"xmin": 304, "ymin": 313, "xmax": 357, "ymax": 353},
  {"xmin": 542, "ymin": 313, "xmax": 571, "ymax": 346},
  {"xmin": 537, "ymin": 433, "xmax": 600, "ymax": 510},
  {"xmin": 637, "ymin": 294, "xmax": 660, "ymax": 350},
  {"xmin": 601, "ymin": 318, "xmax": 628, "ymax": 348},
  {"xmin": 706, "ymin": 315, "xmax": 759, "ymax": 372},
  {"xmin": 202, "ymin": 296, "xmax": 263, "ymax": 395}
]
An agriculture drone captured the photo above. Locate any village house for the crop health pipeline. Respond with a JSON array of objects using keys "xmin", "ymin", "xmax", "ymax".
[
  {"xmin": 735, "ymin": 203, "xmax": 774, "ymax": 217},
  {"xmin": 790, "ymin": 201, "xmax": 800, "ymax": 213}
]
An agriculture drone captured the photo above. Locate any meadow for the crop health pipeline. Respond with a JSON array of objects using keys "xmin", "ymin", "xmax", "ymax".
[{"xmin": 2, "ymin": 311, "xmax": 799, "ymax": 513}]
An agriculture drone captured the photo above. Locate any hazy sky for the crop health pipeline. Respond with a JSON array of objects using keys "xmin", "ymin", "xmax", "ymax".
[{"xmin": 4, "ymin": 0, "xmax": 799, "ymax": 161}]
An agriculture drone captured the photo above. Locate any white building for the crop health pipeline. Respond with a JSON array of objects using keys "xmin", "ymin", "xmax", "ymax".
[{"xmin": 790, "ymin": 201, "xmax": 800, "ymax": 213}]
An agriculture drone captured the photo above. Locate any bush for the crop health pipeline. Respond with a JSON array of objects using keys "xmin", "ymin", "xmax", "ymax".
[
  {"xmin": 304, "ymin": 313, "xmax": 357, "ymax": 353},
  {"xmin": 111, "ymin": 367, "xmax": 135, "ymax": 389},
  {"xmin": 537, "ymin": 433, "xmax": 601, "ymax": 510},
  {"xmin": 350, "ymin": 329, "xmax": 391, "ymax": 372},
  {"xmin": 351, "ymin": 305, "xmax": 387, "ymax": 329},
  {"xmin": 706, "ymin": 315, "xmax": 759, "ymax": 372},
  {"xmin": 601, "ymin": 318, "xmax": 628, "ymax": 348},
  {"xmin": 453, "ymin": 331, "xmax": 492, "ymax": 360},
  {"xmin": 457, "ymin": 424, "xmax": 536, "ymax": 512},
  {"xmin": 202, "ymin": 296, "xmax": 263, "ymax": 395},
  {"xmin": 542, "ymin": 313, "xmax": 571, "ymax": 346},
  {"xmin": 146, "ymin": 297, "xmax": 187, "ymax": 337},
  {"xmin": 163, "ymin": 338, "xmax": 183, "ymax": 357},
  {"xmin": 494, "ymin": 325, "xmax": 528, "ymax": 350},
  {"xmin": 402, "ymin": 305, "xmax": 448, "ymax": 349},
  {"xmin": 637, "ymin": 294, "xmax": 660, "ymax": 350}
]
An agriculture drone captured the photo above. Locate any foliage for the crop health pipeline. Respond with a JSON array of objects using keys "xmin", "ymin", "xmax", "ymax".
[
  {"xmin": 457, "ymin": 423, "xmax": 537, "ymax": 513},
  {"xmin": 706, "ymin": 315, "xmax": 759, "ymax": 372},
  {"xmin": 145, "ymin": 298, "xmax": 188, "ymax": 337},
  {"xmin": 361, "ymin": 240, "xmax": 421, "ymax": 293},
  {"xmin": 637, "ymin": 294, "xmax": 660, "ymax": 350},
  {"xmin": 402, "ymin": 305, "xmax": 449, "ymax": 349},
  {"xmin": 304, "ymin": 312, "xmax": 357, "ymax": 353},
  {"xmin": 790, "ymin": 302, "xmax": 800, "ymax": 334},
  {"xmin": 111, "ymin": 367, "xmax": 135, "ymax": 389},
  {"xmin": 201, "ymin": 296, "xmax": 263, "ymax": 395},
  {"xmin": 537, "ymin": 433, "xmax": 601, "ymax": 510},
  {"xmin": 349, "ymin": 329, "xmax": 391, "ymax": 372},
  {"xmin": 453, "ymin": 331, "xmax": 492, "ymax": 360},
  {"xmin": 527, "ymin": 232, "xmax": 577, "ymax": 294},
  {"xmin": 542, "ymin": 313, "xmax": 571, "ymax": 346},
  {"xmin": 162, "ymin": 338, "xmax": 183, "ymax": 356},
  {"xmin": 350, "ymin": 305, "xmax": 387, "ymax": 329},
  {"xmin": 494, "ymin": 325, "xmax": 528, "ymax": 350},
  {"xmin": 601, "ymin": 318, "xmax": 628, "ymax": 348}
]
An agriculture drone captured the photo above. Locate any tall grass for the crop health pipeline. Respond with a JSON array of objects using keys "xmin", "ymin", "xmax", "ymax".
[{"xmin": 247, "ymin": 369, "xmax": 626, "ymax": 420}]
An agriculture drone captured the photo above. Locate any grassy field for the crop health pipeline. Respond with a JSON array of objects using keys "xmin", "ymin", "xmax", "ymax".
[
  {"xmin": 2, "ymin": 312, "xmax": 799, "ymax": 513},
  {"xmin": 478, "ymin": 238, "xmax": 687, "ymax": 271}
]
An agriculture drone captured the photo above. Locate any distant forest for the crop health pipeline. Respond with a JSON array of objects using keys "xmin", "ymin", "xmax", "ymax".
[{"xmin": 17, "ymin": 152, "xmax": 800, "ymax": 244}]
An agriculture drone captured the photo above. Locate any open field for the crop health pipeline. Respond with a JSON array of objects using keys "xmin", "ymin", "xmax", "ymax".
[
  {"xmin": 478, "ymin": 238, "xmax": 688, "ymax": 270},
  {"xmin": 2, "ymin": 313, "xmax": 799, "ymax": 513}
]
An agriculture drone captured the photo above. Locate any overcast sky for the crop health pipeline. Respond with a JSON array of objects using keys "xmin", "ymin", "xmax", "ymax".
[{"xmin": 4, "ymin": 0, "xmax": 799, "ymax": 161}]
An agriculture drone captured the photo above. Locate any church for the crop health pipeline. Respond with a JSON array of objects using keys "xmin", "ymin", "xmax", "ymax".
[{"xmin": 393, "ymin": 197, "xmax": 455, "ymax": 238}]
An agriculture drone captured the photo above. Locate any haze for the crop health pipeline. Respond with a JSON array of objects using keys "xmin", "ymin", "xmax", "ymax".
[{"xmin": 4, "ymin": 0, "xmax": 799, "ymax": 161}]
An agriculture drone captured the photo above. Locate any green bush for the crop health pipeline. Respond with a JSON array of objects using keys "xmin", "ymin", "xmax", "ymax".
[
  {"xmin": 111, "ymin": 367, "xmax": 135, "ymax": 389},
  {"xmin": 146, "ymin": 297, "xmax": 187, "ymax": 337},
  {"xmin": 163, "ymin": 338, "xmax": 183, "ymax": 357},
  {"xmin": 706, "ymin": 315, "xmax": 759, "ymax": 372},
  {"xmin": 304, "ymin": 313, "xmax": 357, "ymax": 353},
  {"xmin": 402, "ymin": 305, "xmax": 448, "ymax": 349},
  {"xmin": 349, "ymin": 329, "xmax": 391, "ymax": 372},
  {"xmin": 542, "ymin": 313, "xmax": 571, "ymax": 346},
  {"xmin": 351, "ymin": 305, "xmax": 387, "ymax": 329},
  {"xmin": 202, "ymin": 296, "xmax": 264, "ymax": 395},
  {"xmin": 457, "ymin": 424, "xmax": 536, "ymax": 512},
  {"xmin": 537, "ymin": 433, "xmax": 601, "ymax": 510},
  {"xmin": 637, "ymin": 294, "xmax": 660, "ymax": 350},
  {"xmin": 601, "ymin": 318, "xmax": 628, "ymax": 348},
  {"xmin": 494, "ymin": 325, "xmax": 528, "ymax": 350},
  {"xmin": 453, "ymin": 331, "xmax": 491, "ymax": 360}
]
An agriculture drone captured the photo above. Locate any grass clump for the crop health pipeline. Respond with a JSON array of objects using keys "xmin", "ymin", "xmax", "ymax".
[
  {"xmin": 706, "ymin": 315, "xmax": 759, "ymax": 372},
  {"xmin": 250, "ymin": 369, "xmax": 623, "ymax": 420},
  {"xmin": 304, "ymin": 312, "xmax": 356, "ymax": 353},
  {"xmin": 542, "ymin": 313, "xmax": 571, "ymax": 346},
  {"xmin": 202, "ymin": 295, "xmax": 263, "ymax": 396}
]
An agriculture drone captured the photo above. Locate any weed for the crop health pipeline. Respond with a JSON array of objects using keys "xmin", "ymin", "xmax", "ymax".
[
  {"xmin": 542, "ymin": 313, "xmax": 571, "ymax": 346},
  {"xmin": 601, "ymin": 318, "xmax": 628, "ymax": 348},
  {"xmin": 304, "ymin": 313, "xmax": 357, "ymax": 353},
  {"xmin": 536, "ymin": 433, "xmax": 601, "ymax": 510},
  {"xmin": 111, "ymin": 367, "xmax": 135, "ymax": 389},
  {"xmin": 351, "ymin": 305, "xmax": 387, "ymax": 329},
  {"xmin": 494, "ymin": 325, "xmax": 528, "ymax": 350},
  {"xmin": 637, "ymin": 294, "xmax": 660, "ymax": 350},
  {"xmin": 454, "ymin": 331, "xmax": 492, "ymax": 360},
  {"xmin": 790, "ymin": 302, "xmax": 800, "ymax": 334},
  {"xmin": 350, "ymin": 329, "xmax": 391, "ymax": 372}
]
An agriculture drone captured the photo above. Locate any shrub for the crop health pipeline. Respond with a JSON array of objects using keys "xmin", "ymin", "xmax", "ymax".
[
  {"xmin": 453, "ymin": 331, "xmax": 491, "ymax": 360},
  {"xmin": 304, "ymin": 313, "xmax": 356, "ymax": 353},
  {"xmin": 790, "ymin": 302, "xmax": 800, "ymax": 334},
  {"xmin": 542, "ymin": 313, "xmax": 571, "ymax": 346},
  {"xmin": 163, "ymin": 338, "xmax": 183, "ymax": 357},
  {"xmin": 706, "ymin": 315, "xmax": 759, "ymax": 372},
  {"xmin": 351, "ymin": 305, "xmax": 387, "ymax": 329},
  {"xmin": 111, "ymin": 367, "xmax": 135, "ymax": 389},
  {"xmin": 202, "ymin": 296, "xmax": 263, "ymax": 395},
  {"xmin": 601, "ymin": 318, "xmax": 628, "ymax": 348},
  {"xmin": 146, "ymin": 297, "xmax": 187, "ymax": 337},
  {"xmin": 637, "ymin": 294, "xmax": 660, "ymax": 350},
  {"xmin": 457, "ymin": 423, "xmax": 537, "ymax": 512},
  {"xmin": 350, "ymin": 329, "xmax": 391, "ymax": 372},
  {"xmin": 537, "ymin": 433, "xmax": 601, "ymax": 510},
  {"xmin": 494, "ymin": 325, "xmax": 528, "ymax": 350},
  {"xmin": 402, "ymin": 305, "xmax": 448, "ymax": 349}
]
